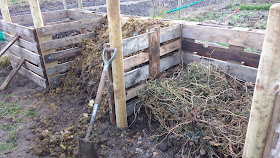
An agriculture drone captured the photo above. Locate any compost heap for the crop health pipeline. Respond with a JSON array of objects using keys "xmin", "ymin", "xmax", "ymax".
[
  {"xmin": 50, "ymin": 16, "xmax": 169, "ymax": 102},
  {"xmin": 30, "ymin": 17, "xmax": 170, "ymax": 157},
  {"xmin": 136, "ymin": 62, "xmax": 253, "ymax": 158}
]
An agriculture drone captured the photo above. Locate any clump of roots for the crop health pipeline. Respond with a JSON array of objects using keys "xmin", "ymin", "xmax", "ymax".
[{"xmin": 137, "ymin": 62, "xmax": 253, "ymax": 158}]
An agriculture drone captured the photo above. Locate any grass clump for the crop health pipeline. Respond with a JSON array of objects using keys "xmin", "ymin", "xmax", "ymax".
[
  {"xmin": 0, "ymin": 130, "xmax": 18, "ymax": 155},
  {"xmin": 240, "ymin": 4, "xmax": 272, "ymax": 10},
  {"xmin": 0, "ymin": 56, "xmax": 10, "ymax": 69}
]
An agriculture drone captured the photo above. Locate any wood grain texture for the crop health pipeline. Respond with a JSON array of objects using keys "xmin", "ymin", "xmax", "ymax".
[
  {"xmin": 44, "ymin": 47, "xmax": 79, "ymax": 63},
  {"xmin": 67, "ymin": 9, "xmax": 104, "ymax": 20},
  {"xmin": 160, "ymin": 24, "xmax": 181, "ymax": 43},
  {"xmin": 8, "ymin": 52, "xmax": 44, "ymax": 77},
  {"xmin": 8, "ymin": 44, "xmax": 41, "ymax": 65},
  {"xmin": 37, "ymin": 17, "xmax": 101, "ymax": 36},
  {"xmin": 3, "ymin": 33, "xmax": 38, "ymax": 53},
  {"xmin": 182, "ymin": 39, "xmax": 260, "ymax": 68},
  {"xmin": 149, "ymin": 30, "xmax": 160, "ymax": 78},
  {"xmin": 40, "ymin": 33, "xmax": 92, "ymax": 51},
  {"xmin": 181, "ymin": 22, "xmax": 265, "ymax": 50},
  {"xmin": 182, "ymin": 52, "xmax": 258, "ymax": 82},
  {"xmin": 124, "ymin": 52, "xmax": 180, "ymax": 89},
  {"xmin": 46, "ymin": 61, "xmax": 72, "ymax": 76},
  {"xmin": 0, "ymin": 20, "xmax": 36, "ymax": 42}
]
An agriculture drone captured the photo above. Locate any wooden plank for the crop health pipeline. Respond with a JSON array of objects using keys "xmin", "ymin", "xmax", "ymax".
[
  {"xmin": 126, "ymin": 83, "xmax": 146, "ymax": 101},
  {"xmin": 0, "ymin": 0, "xmax": 12, "ymax": 22},
  {"xmin": 123, "ymin": 39, "xmax": 180, "ymax": 71},
  {"xmin": 182, "ymin": 52, "xmax": 258, "ymax": 83},
  {"xmin": 11, "ymin": 61, "xmax": 47, "ymax": 88},
  {"xmin": 0, "ymin": 35, "xmax": 19, "ymax": 57},
  {"xmin": 181, "ymin": 22, "xmax": 265, "ymax": 50},
  {"xmin": 8, "ymin": 53, "xmax": 44, "ymax": 77},
  {"xmin": 182, "ymin": 39, "xmax": 261, "ymax": 68},
  {"xmin": 8, "ymin": 44, "xmax": 41, "ymax": 65},
  {"xmin": 11, "ymin": 10, "xmax": 68, "ymax": 26},
  {"xmin": 0, "ymin": 58, "xmax": 25, "ymax": 90},
  {"xmin": 124, "ymin": 52, "xmax": 180, "ymax": 89},
  {"xmin": 67, "ymin": 9, "xmax": 104, "ymax": 20},
  {"xmin": 123, "ymin": 32, "xmax": 149, "ymax": 56},
  {"xmin": 40, "ymin": 33, "xmax": 92, "ymax": 51},
  {"xmin": 149, "ymin": 30, "xmax": 160, "ymax": 78},
  {"xmin": 160, "ymin": 24, "xmax": 181, "ymax": 43},
  {"xmin": 44, "ymin": 47, "xmax": 79, "ymax": 63},
  {"xmin": 37, "ymin": 17, "xmax": 102, "ymax": 36},
  {"xmin": 0, "ymin": 20, "xmax": 36, "ymax": 42},
  {"xmin": 46, "ymin": 61, "xmax": 72, "ymax": 76},
  {"xmin": 263, "ymin": 92, "xmax": 280, "ymax": 158},
  {"xmin": 3, "ymin": 33, "xmax": 39, "ymax": 53}
]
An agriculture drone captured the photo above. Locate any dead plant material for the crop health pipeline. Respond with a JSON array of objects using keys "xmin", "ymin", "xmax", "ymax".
[{"xmin": 136, "ymin": 62, "xmax": 253, "ymax": 158}]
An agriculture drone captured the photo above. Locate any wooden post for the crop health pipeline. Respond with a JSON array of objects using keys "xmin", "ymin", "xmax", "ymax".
[
  {"xmin": 106, "ymin": 0, "xmax": 127, "ymax": 129},
  {"xmin": 148, "ymin": 30, "xmax": 160, "ymax": 78},
  {"xmin": 177, "ymin": 0, "xmax": 182, "ymax": 19},
  {"xmin": 62, "ymin": 0, "xmax": 67, "ymax": 10},
  {"xmin": 28, "ymin": 0, "xmax": 57, "ymax": 86},
  {"xmin": 78, "ymin": 0, "xmax": 83, "ymax": 9},
  {"xmin": 243, "ymin": 4, "xmax": 280, "ymax": 158},
  {"xmin": 0, "ymin": 0, "xmax": 12, "ymax": 22}
]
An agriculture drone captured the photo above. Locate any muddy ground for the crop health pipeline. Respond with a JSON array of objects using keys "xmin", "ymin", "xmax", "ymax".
[{"xmin": 0, "ymin": 0, "xmax": 278, "ymax": 157}]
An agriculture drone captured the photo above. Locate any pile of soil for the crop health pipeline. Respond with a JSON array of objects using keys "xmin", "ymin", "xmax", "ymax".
[{"xmin": 29, "ymin": 17, "xmax": 170, "ymax": 157}]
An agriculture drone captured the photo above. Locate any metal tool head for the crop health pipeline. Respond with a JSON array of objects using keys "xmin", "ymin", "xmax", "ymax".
[
  {"xmin": 102, "ymin": 47, "xmax": 117, "ymax": 71},
  {"xmin": 78, "ymin": 138, "xmax": 99, "ymax": 158}
]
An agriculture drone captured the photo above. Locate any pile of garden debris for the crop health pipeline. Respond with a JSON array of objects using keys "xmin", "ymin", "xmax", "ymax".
[
  {"xmin": 29, "ymin": 16, "xmax": 170, "ymax": 157},
  {"xmin": 136, "ymin": 62, "xmax": 254, "ymax": 157}
]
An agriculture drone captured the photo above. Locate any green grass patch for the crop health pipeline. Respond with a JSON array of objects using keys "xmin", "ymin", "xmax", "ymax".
[
  {"xmin": 0, "ymin": 130, "xmax": 18, "ymax": 155},
  {"xmin": 0, "ymin": 123, "xmax": 14, "ymax": 131},
  {"xmin": 0, "ymin": 56, "xmax": 10, "ymax": 69},
  {"xmin": 240, "ymin": 4, "xmax": 272, "ymax": 11},
  {"xmin": 25, "ymin": 108, "xmax": 36, "ymax": 117},
  {"xmin": 245, "ymin": 47, "xmax": 260, "ymax": 53},
  {"xmin": 0, "ymin": 100, "xmax": 22, "ymax": 118}
]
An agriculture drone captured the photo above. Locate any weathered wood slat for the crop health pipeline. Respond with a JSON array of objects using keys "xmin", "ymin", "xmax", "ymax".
[
  {"xmin": 124, "ymin": 52, "xmax": 180, "ymax": 88},
  {"xmin": 149, "ymin": 30, "xmax": 160, "ymax": 78},
  {"xmin": 47, "ymin": 61, "xmax": 72, "ymax": 76},
  {"xmin": 44, "ymin": 47, "xmax": 79, "ymax": 63},
  {"xmin": 181, "ymin": 22, "xmax": 265, "ymax": 50},
  {"xmin": 40, "ymin": 33, "xmax": 92, "ymax": 51},
  {"xmin": 123, "ymin": 32, "xmax": 149, "ymax": 56},
  {"xmin": 37, "ymin": 17, "xmax": 102, "ymax": 36},
  {"xmin": 8, "ymin": 44, "xmax": 41, "ymax": 65},
  {"xmin": 11, "ymin": 10, "xmax": 68, "ymax": 26},
  {"xmin": 67, "ymin": 9, "xmax": 104, "ymax": 20},
  {"xmin": 123, "ymin": 25, "xmax": 181, "ymax": 57},
  {"xmin": 0, "ymin": 20, "xmax": 36, "ymax": 42},
  {"xmin": 160, "ymin": 24, "xmax": 181, "ymax": 43},
  {"xmin": 126, "ymin": 83, "xmax": 146, "ymax": 101},
  {"xmin": 11, "ymin": 61, "xmax": 47, "ymax": 88},
  {"xmin": 0, "ymin": 58, "xmax": 25, "ymax": 90},
  {"xmin": 182, "ymin": 39, "xmax": 261, "ymax": 68},
  {"xmin": 182, "ymin": 52, "xmax": 258, "ymax": 83},
  {"xmin": 3, "ymin": 33, "xmax": 39, "ymax": 53},
  {"xmin": 8, "ymin": 53, "xmax": 44, "ymax": 77}
]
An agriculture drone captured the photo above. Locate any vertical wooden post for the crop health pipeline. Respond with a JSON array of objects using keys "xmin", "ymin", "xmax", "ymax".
[
  {"xmin": 0, "ymin": 0, "xmax": 12, "ymax": 22},
  {"xmin": 106, "ymin": 0, "xmax": 127, "ymax": 129},
  {"xmin": 243, "ymin": 4, "xmax": 280, "ymax": 158},
  {"xmin": 177, "ymin": 0, "xmax": 182, "ymax": 19},
  {"xmin": 78, "ymin": 0, "xmax": 83, "ymax": 9},
  {"xmin": 148, "ymin": 30, "xmax": 160, "ymax": 78},
  {"xmin": 62, "ymin": 0, "xmax": 67, "ymax": 10},
  {"xmin": 28, "ymin": 0, "xmax": 57, "ymax": 86}
]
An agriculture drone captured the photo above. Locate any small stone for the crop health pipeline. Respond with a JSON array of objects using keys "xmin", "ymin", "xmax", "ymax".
[
  {"xmin": 23, "ymin": 96, "xmax": 28, "ymax": 99},
  {"xmin": 146, "ymin": 152, "xmax": 153, "ymax": 158}
]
